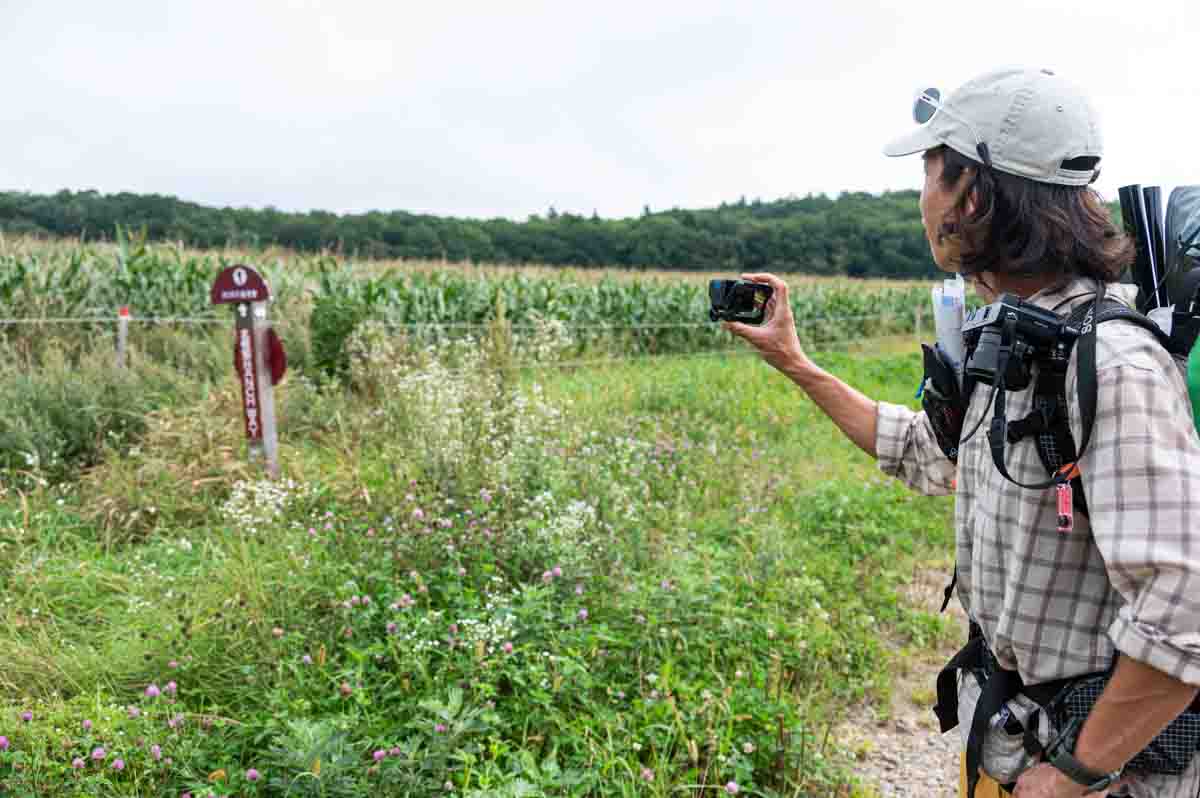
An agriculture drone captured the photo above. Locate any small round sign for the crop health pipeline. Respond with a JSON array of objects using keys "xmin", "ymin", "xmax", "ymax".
[{"xmin": 211, "ymin": 264, "xmax": 271, "ymax": 305}]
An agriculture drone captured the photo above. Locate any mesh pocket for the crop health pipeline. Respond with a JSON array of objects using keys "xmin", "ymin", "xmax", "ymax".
[{"xmin": 1053, "ymin": 675, "xmax": 1200, "ymax": 775}]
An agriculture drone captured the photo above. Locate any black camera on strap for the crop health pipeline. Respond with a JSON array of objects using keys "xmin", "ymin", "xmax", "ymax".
[{"xmin": 961, "ymin": 293, "xmax": 1084, "ymax": 391}]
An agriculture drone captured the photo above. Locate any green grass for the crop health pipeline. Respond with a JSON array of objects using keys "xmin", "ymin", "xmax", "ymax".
[{"xmin": 0, "ymin": 328, "xmax": 955, "ymax": 797}]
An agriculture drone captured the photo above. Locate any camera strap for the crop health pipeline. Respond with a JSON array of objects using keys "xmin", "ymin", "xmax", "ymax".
[{"xmin": 986, "ymin": 285, "xmax": 1107, "ymax": 492}]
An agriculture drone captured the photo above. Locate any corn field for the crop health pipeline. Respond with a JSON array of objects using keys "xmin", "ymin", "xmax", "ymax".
[{"xmin": 0, "ymin": 235, "xmax": 934, "ymax": 371}]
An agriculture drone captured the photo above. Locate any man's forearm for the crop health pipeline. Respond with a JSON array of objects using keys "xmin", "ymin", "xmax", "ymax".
[
  {"xmin": 1072, "ymin": 655, "xmax": 1199, "ymax": 776},
  {"xmin": 780, "ymin": 359, "xmax": 878, "ymax": 457}
]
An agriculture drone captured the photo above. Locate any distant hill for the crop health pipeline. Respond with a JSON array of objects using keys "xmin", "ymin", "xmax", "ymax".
[{"xmin": 0, "ymin": 188, "xmax": 1121, "ymax": 278}]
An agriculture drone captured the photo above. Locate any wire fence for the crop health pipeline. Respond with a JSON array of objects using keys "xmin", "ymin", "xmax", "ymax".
[
  {"xmin": 0, "ymin": 310, "xmax": 915, "ymax": 329},
  {"xmin": 0, "ymin": 307, "xmax": 927, "ymax": 375}
]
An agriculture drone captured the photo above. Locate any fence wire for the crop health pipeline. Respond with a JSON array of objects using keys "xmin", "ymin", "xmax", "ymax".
[{"xmin": 0, "ymin": 311, "xmax": 914, "ymax": 329}]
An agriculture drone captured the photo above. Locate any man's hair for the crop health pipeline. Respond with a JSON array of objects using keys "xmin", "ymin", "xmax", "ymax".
[{"xmin": 932, "ymin": 145, "xmax": 1133, "ymax": 283}]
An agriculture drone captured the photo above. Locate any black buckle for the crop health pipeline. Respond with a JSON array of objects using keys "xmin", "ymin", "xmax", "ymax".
[{"xmin": 1044, "ymin": 717, "xmax": 1123, "ymax": 794}]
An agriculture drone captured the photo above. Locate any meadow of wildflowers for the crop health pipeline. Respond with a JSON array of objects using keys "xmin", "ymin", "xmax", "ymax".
[{"xmin": 0, "ymin": 242, "xmax": 954, "ymax": 796}]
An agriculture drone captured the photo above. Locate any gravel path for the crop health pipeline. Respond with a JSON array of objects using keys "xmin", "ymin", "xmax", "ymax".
[{"xmin": 836, "ymin": 565, "xmax": 969, "ymax": 798}]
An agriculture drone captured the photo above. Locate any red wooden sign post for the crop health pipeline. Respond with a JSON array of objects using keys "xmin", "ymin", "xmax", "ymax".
[{"xmin": 211, "ymin": 265, "xmax": 286, "ymax": 478}]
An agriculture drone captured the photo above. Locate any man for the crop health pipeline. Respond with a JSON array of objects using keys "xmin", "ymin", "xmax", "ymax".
[{"xmin": 727, "ymin": 67, "xmax": 1200, "ymax": 797}]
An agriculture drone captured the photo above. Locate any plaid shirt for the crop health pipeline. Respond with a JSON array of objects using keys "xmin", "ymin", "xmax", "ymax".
[{"xmin": 877, "ymin": 277, "xmax": 1200, "ymax": 689}]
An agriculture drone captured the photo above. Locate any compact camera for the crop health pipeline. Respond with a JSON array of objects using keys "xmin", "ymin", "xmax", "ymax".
[
  {"xmin": 708, "ymin": 279, "xmax": 774, "ymax": 325},
  {"xmin": 961, "ymin": 293, "xmax": 1081, "ymax": 391}
]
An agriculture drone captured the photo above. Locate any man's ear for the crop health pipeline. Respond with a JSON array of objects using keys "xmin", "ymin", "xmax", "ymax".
[
  {"xmin": 964, "ymin": 191, "xmax": 978, "ymax": 217},
  {"xmin": 960, "ymin": 173, "xmax": 979, "ymax": 216}
]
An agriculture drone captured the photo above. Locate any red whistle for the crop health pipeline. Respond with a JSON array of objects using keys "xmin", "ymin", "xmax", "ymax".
[{"xmin": 1056, "ymin": 481, "xmax": 1074, "ymax": 533}]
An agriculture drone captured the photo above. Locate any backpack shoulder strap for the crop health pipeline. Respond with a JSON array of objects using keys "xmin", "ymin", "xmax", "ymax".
[{"xmin": 1020, "ymin": 291, "xmax": 1169, "ymax": 512}]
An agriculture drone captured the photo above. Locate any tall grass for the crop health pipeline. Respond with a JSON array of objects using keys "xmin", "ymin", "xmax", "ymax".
[{"xmin": 0, "ymin": 319, "xmax": 954, "ymax": 797}]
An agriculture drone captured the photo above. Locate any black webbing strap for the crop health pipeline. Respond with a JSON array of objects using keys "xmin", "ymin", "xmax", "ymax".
[
  {"xmin": 940, "ymin": 570, "xmax": 957, "ymax": 613},
  {"xmin": 934, "ymin": 634, "xmax": 984, "ymax": 734},
  {"xmin": 934, "ymin": 624, "xmax": 1014, "ymax": 798},
  {"xmin": 934, "ymin": 628, "xmax": 1079, "ymax": 798},
  {"xmin": 967, "ymin": 670, "xmax": 1023, "ymax": 798}
]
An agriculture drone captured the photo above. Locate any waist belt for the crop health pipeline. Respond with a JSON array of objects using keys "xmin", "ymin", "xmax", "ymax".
[{"xmin": 934, "ymin": 625, "xmax": 1074, "ymax": 798}]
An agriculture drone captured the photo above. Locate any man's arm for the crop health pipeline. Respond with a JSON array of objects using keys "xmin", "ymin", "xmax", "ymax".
[
  {"xmin": 1072, "ymin": 655, "xmax": 1199, "ymax": 776},
  {"xmin": 725, "ymin": 272, "xmax": 955, "ymax": 495},
  {"xmin": 723, "ymin": 273, "xmax": 880, "ymax": 455},
  {"xmin": 781, "ymin": 360, "xmax": 878, "ymax": 457},
  {"xmin": 1016, "ymin": 657, "xmax": 1198, "ymax": 796}
]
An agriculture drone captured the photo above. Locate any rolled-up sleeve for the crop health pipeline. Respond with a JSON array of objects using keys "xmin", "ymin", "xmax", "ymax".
[
  {"xmin": 1075, "ymin": 343, "xmax": 1200, "ymax": 685},
  {"xmin": 875, "ymin": 401, "xmax": 957, "ymax": 496}
]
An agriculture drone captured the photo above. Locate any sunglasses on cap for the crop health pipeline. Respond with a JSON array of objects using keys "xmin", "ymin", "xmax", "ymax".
[{"xmin": 913, "ymin": 88, "xmax": 993, "ymax": 169}]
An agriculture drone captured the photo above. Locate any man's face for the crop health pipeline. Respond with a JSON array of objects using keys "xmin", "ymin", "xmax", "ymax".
[{"xmin": 920, "ymin": 149, "xmax": 974, "ymax": 273}]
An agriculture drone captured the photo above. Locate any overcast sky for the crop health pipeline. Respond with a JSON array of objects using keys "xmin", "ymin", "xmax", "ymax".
[{"xmin": 2, "ymin": 0, "xmax": 1197, "ymax": 220}]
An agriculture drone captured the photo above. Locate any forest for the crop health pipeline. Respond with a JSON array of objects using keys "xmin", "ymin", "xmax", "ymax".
[{"xmin": 0, "ymin": 187, "xmax": 1118, "ymax": 278}]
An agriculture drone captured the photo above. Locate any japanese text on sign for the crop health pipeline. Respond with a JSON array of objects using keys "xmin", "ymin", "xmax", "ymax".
[{"xmin": 239, "ymin": 328, "xmax": 260, "ymax": 439}]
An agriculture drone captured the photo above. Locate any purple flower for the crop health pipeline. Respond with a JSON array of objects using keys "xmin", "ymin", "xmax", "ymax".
[
  {"xmin": 128, "ymin": 706, "xmax": 141, "ymax": 718},
  {"xmin": 72, "ymin": 757, "xmax": 84, "ymax": 769},
  {"xmin": 246, "ymin": 767, "xmax": 260, "ymax": 781},
  {"xmin": 542, "ymin": 571, "xmax": 553, "ymax": 583},
  {"xmin": 389, "ymin": 746, "xmax": 401, "ymax": 756},
  {"xmin": 20, "ymin": 711, "xmax": 32, "ymax": 722},
  {"xmin": 165, "ymin": 681, "xmax": 178, "ymax": 695},
  {"xmin": 82, "ymin": 719, "xmax": 92, "ymax": 731},
  {"xmin": 301, "ymin": 654, "xmax": 313, "ymax": 665},
  {"xmin": 145, "ymin": 684, "xmax": 161, "ymax": 698},
  {"xmin": 725, "ymin": 782, "xmax": 739, "ymax": 794},
  {"xmin": 373, "ymin": 750, "xmax": 386, "ymax": 762},
  {"xmin": 0, "ymin": 736, "xmax": 9, "ymax": 751},
  {"xmin": 552, "ymin": 566, "xmax": 563, "ymax": 578},
  {"xmin": 412, "ymin": 508, "xmax": 425, "ymax": 520},
  {"xmin": 502, "ymin": 642, "xmax": 514, "ymax": 654},
  {"xmin": 434, "ymin": 723, "xmax": 447, "ymax": 733},
  {"xmin": 92, "ymin": 746, "xmax": 106, "ymax": 760},
  {"xmin": 112, "ymin": 758, "xmax": 125, "ymax": 771},
  {"xmin": 578, "ymin": 608, "xmax": 589, "ymax": 621},
  {"xmin": 168, "ymin": 660, "xmax": 179, "ymax": 669},
  {"xmin": 575, "ymin": 584, "xmax": 584, "ymax": 595},
  {"xmin": 386, "ymin": 622, "xmax": 398, "ymax": 635},
  {"xmin": 641, "ymin": 767, "xmax": 654, "ymax": 781},
  {"xmin": 150, "ymin": 744, "xmax": 162, "ymax": 760}
]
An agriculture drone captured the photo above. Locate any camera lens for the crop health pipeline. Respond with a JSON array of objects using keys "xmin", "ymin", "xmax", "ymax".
[{"xmin": 966, "ymin": 328, "xmax": 1003, "ymax": 384}]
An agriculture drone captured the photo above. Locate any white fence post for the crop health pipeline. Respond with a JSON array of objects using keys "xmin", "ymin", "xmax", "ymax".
[{"xmin": 116, "ymin": 306, "xmax": 130, "ymax": 369}]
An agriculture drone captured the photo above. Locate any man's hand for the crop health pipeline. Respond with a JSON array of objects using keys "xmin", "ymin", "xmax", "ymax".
[
  {"xmin": 1013, "ymin": 762, "xmax": 1109, "ymax": 798},
  {"xmin": 721, "ymin": 273, "xmax": 812, "ymax": 376}
]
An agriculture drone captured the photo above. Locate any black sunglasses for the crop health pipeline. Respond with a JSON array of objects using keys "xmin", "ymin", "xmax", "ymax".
[{"xmin": 913, "ymin": 87, "xmax": 993, "ymax": 168}]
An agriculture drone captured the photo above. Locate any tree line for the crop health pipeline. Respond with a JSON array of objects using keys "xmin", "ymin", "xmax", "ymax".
[{"xmin": 0, "ymin": 188, "xmax": 1115, "ymax": 278}]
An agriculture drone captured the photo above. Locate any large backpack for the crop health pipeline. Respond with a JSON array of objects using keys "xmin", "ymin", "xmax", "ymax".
[{"xmin": 1000, "ymin": 183, "xmax": 1200, "ymax": 516}]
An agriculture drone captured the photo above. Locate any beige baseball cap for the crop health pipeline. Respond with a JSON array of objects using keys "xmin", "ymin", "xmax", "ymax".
[{"xmin": 883, "ymin": 67, "xmax": 1103, "ymax": 187}]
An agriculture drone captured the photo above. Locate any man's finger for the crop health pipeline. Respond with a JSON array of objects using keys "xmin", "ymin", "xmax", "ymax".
[
  {"xmin": 723, "ymin": 321, "xmax": 760, "ymax": 342},
  {"xmin": 739, "ymin": 273, "xmax": 789, "ymax": 296}
]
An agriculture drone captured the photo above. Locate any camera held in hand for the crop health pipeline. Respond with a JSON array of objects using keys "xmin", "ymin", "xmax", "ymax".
[{"xmin": 709, "ymin": 279, "xmax": 774, "ymax": 325}]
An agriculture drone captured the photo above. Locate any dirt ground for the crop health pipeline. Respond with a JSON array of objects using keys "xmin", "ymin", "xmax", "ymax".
[{"xmin": 836, "ymin": 564, "xmax": 969, "ymax": 798}]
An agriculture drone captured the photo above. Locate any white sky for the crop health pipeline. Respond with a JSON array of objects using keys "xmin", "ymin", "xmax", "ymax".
[{"xmin": 2, "ymin": 0, "xmax": 1197, "ymax": 220}]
